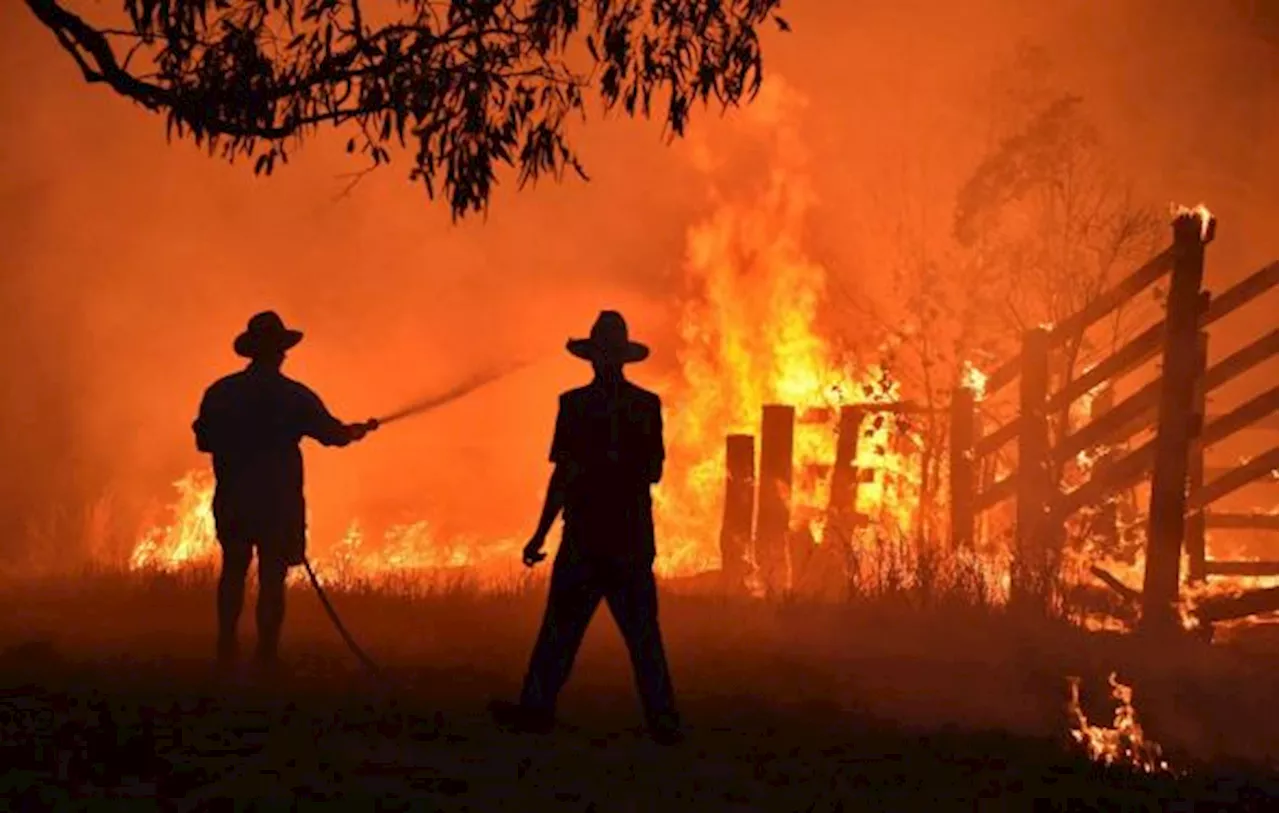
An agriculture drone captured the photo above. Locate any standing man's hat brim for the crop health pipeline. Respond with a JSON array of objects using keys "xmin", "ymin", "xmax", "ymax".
[
  {"xmin": 567, "ymin": 310, "xmax": 649, "ymax": 365},
  {"xmin": 234, "ymin": 311, "xmax": 304, "ymax": 359}
]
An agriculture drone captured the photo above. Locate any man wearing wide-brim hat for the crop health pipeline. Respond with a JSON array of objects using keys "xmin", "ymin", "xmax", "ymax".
[
  {"xmin": 490, "ymin": 310, "xmax": 681, "ymax": 745},
  {"xmin": 193, "ymin": 310, "xmax": 378, "ymax": 671}
]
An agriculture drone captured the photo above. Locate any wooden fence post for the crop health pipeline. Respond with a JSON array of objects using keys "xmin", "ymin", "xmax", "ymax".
[
  {"xmin": 757, "ymin": 405, "xmax": 795, "ymax": 594},
  {"xmin": 949, "ymin": 386, "xmax": 977, "ymax": 549},
  {"xmin": 1142, "ymin": 211, "xmax": 1212, "ymax": 631},
  {"xmin": 720, "ymin": 434, "xmax": 756, "ymax": 591},
  {"xmin": 826, "ymin": 406, "xmax": 866, "ymax": 539},
  {"xmin": 1090, "ymin": 386, "xmax": 1119, "ymax": 555},
  {"xmin": 813, "ymin": 405, "xmax": 867, "ymax": 595},
  {"xmin": 1185, "ymin": 331, "xmax": 1211, "ymax": 584},
  {"xmin": 1013, "ymin": 326, "xmax": 1053, "ymax": 610}
]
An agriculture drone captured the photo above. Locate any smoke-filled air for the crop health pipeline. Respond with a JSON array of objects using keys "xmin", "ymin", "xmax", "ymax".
[{"xmin": 0, "ymin": 0, "xmax": 1276, "ymax": 808}]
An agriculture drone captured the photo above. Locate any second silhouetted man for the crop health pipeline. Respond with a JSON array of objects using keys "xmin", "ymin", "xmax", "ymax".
[{"xmin": 490, "ymin": 310, "xmax": 681, "ymax": 744}]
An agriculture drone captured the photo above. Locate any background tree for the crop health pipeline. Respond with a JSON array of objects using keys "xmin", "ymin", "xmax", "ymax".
[
  {"xmin": 24, "ymin": 0, "xmax": 789, "ymax": 219},
  {"xmin": 955, "ymin": 44, "xmax": 1163, "ymax": 415},
  {"xmin": 952, "ymin": 44, "xmax": 1164, "ymax": 596},
  {"xmin": 834, "ymin": 43, "xmax": 1162, "ymax": 572}
]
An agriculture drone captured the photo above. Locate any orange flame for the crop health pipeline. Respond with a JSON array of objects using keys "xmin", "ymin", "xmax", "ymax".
[
  {"xmin": 124, "ymin": 78, "xmax": 929, "ymax": 591},
  {"xmin": 1067, "ymin": 672, "xmax": 1170, "ymax": 773}
]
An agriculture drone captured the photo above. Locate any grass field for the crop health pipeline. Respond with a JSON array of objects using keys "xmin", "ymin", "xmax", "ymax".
[{"xmin": 0, "ymin": 568, "xmax": 1275, "ymax": 811}]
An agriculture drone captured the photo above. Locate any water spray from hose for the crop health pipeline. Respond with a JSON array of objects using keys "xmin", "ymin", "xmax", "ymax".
[{"xmin": 307, "ymin": 355, "xmax": 540, "ymax": 678}]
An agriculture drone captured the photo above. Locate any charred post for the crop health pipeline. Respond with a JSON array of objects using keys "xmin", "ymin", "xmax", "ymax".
[
  {"xmin": 805, "ymin": 405, "xmax": 868, "ymax": 595},
  {"xmin": 1089, "ymin": 386, "xmax": 1119, "ymax": 556},
  {"xmin": 1013, "ymin": 326, "xmax": 1054, "ymax": 611},
  {"xmin": 826, "ymin": 406, "xmax": 866, "ymax": 545},
  {"xmin": 1185, "ymin": 332, "xmax": 1210, "ymax": 584},
  {"xmin": 719, "ymin": 433, "xmax": 756, "ymax": 591},
  {"xmin": 949, "ymin": 386, "xmax": 977, "ymax": 549},
  {"xmin": 756, "ymin": 405, "xmax": 795, "ymax": 594},
  {"xmin": 1142, "ymin": 211, "xmax": 1212, "ymax": 632}
]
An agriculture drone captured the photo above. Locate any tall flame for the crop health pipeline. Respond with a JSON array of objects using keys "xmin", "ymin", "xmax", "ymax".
[{"xmin": 657, "ymin": 78, "xmax": 921, "ymax": 580}]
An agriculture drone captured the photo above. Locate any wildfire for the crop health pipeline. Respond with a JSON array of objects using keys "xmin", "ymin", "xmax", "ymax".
[
  {"xmin": 121, "ymin": 77, "xmax": 929, "ymax": 591},
  {"xmin": 657, "ymin": 76, "xmax": 923, "ymax": 579},
  {"xmin": 1067, "ymin": 672, "xmax": 1170, "ymax": 773}
]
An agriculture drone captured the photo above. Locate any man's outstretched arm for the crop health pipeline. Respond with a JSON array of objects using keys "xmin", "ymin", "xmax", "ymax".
[{"xmin": 299, "ymin": 386, "xmax": 376, "ymax": 447}]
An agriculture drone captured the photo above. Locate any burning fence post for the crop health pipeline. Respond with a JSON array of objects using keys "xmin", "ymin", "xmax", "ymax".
[
  {"xmin": 827, "ymin": 405, "xmax": 867, "ymax": 540},
  {"xmin": 949, "ymin": 386, "xmax": 976, "ymax": 550},
  {"xmin": 818, "ymin": 405, "xmax": 869, "ymax": 594},
  {"xmin": 1185, "ymin": 332, "xmax": 1210, "ymax": 585},
  {"xmin": 1013, "ymin": 325, "xmax": 1054, "ymax": 611},
  {"xmin": 1090, "ymin": 386, "xmax": 1119, "ymax": 555},
  {"xmin": 756, "ymin": 404, "xmax": 795, "ymax": 594},
  {"xmin": 1142, "ymin": 209, "xmax": 1214, "ymax": 632},
  {"xmin": 719, "ymin": 434, "xmax": 756, "ymax": 591}
]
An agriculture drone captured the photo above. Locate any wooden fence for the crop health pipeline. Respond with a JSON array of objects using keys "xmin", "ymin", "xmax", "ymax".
[
  {"xmin": 949, "ymin": 211, "xmax": 1277, "ymax": 628},
  {"xmin": 716, "ymin": 209, "xmax": 1278, "ymax": 630}
]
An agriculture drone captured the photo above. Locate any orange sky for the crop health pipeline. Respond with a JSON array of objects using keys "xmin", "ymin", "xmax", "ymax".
[{"xmin": 0, "ymin": 0, "xmax": 1274, "ymax": 566}]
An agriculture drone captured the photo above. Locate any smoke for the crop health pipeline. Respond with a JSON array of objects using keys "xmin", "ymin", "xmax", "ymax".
[{"xmin": 0, "ymin": 1, "xmax": 1273, "ymax": 568}]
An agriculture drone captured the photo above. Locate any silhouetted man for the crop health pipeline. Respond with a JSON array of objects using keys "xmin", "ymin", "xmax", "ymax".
[
  {"xmin": 490, "ymin": 311, "xmax": 681, "ymax": 744},
  {"xmin": 193, "ymin": 311, "xmax": 377, "ymax": 670}
]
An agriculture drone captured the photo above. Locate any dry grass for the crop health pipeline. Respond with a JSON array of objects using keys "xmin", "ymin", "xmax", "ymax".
[{"xmin": 0, "ymin": 567, "xmax": 1275, "ymax": 810}]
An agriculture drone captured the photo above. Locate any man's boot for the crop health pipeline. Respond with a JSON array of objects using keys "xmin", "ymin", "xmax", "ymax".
[{"xmin": 646, "ymin": 711, "xmax": 683, "ymax": 746}]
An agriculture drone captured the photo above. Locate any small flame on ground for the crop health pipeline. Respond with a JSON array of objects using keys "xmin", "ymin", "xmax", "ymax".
[
  {"xmin": 129, "ymin": 470, "xmax": 217, "ymax": 571},
  {"xmin": 1067, "ymin": 672, "xmax": 1170, "ymax": 773}
]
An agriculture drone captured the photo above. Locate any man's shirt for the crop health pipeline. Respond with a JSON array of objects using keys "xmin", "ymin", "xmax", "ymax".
[
  {"xmin": 550, "ymin": 377, "xmax": 664, "ymax": 563},
  {"xmin": 193, "ymin": 364, "xmax": 350, "ymax": 548}
]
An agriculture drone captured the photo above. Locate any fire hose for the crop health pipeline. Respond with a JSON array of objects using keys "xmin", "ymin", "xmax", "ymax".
[{"xmin": 300, "ymin": 358, "xmax": 537, "ymax": 683}]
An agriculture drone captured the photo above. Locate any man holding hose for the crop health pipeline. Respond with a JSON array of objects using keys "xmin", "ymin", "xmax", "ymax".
[{"xmin": 193, "ymin": 310, "xmax": 378, "ymax": 672}]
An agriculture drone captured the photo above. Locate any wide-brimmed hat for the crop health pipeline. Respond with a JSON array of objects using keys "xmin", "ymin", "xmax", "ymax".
[
  {"xmin": 566, "ymin": 310, "xmax": 649, "ymax": 365},
  {"xmin": 234, "ymin": 311, "xmax": 304, "ymax": 359}
]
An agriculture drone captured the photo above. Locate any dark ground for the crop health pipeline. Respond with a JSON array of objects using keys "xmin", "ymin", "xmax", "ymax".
[{"xmin": 0, "ymin": 569, "xmax": 1275, "ymax": 811}]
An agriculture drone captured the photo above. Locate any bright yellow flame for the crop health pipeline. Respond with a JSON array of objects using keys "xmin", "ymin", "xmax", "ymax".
[
  {"xmin": 129, "ymin": 470, "xmax": 218, "ymax": 571},
  {"xmin": 960, "ymin": 360, "xmax": 988, "ymax": 401}
]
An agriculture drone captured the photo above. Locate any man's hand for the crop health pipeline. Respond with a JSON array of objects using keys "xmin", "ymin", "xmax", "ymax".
[
  {"xmin": 522, "ymin": 534, "xmax": 548, "ymax": 568},
  {"xmin": 349, "ymin": 419, "xmax": 380, "ymax": 442}
]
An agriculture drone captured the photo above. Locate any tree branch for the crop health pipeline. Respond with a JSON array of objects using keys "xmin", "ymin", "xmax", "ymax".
[{"xmin": 24, "ymin": 0, "xmax": 788, "ymax": 219}]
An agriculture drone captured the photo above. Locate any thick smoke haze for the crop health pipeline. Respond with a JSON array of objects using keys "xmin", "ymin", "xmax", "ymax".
[{"xmin": 0, "ymin": 0, "xmax": 1274, "ymax": 567}]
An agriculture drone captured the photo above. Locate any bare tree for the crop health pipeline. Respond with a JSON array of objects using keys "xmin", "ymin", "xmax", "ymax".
[
  {"xmin": 952, "ymin": 45, "xmax": 1165, "ymax": 588},
  {"xmin": 25, "ymin": 0, "xmax": 789, "ymax": 219},
  {"xmin": 832, "ymin": 44, "xmax": 1162, "ymax": 568}
]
